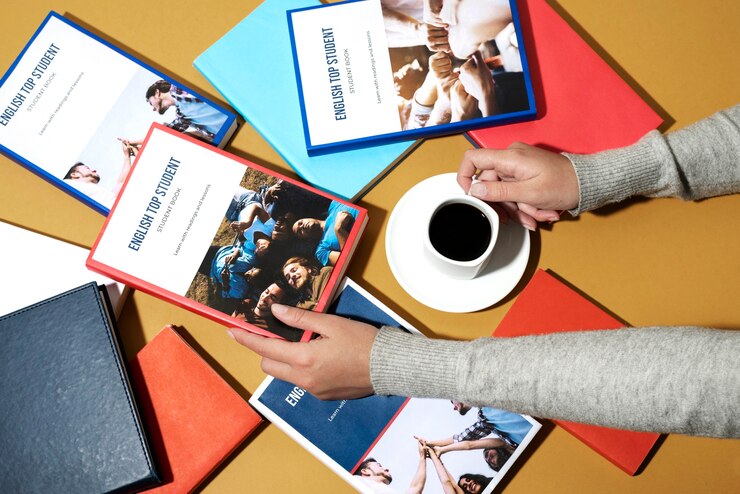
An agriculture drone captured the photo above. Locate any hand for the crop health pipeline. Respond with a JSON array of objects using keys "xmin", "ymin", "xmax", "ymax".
[
  {"xmin": 450, "ymin": 81, "xmax": 479, "ymax": 122},
  {"xmin": 458, "ymin": 51, "xmax": 498, "ymax": 117},
  {"xmin": 424, "ymin": 24, "xmax": 450, "ymax": 52},
  {"xmin": 230, "ymin": 221, "xmax": 248, "ymax": 233},
  {"xmin": 224, "ymin": 248, "xmax": 240, "ymax": 265},
  {"xmin": 228, "ymin": 304, "xmax": 378, "ymax": 399},
  {"xmin": 457, "ymin": 144, "xmax": 579, "ymax": 230},
  {"xmin": 429, "ymin": 51, "xmax": 453, "ymax": 80}
]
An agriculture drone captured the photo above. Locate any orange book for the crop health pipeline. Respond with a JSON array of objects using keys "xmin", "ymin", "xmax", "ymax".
[
  {"xmin": 129, "ymin": 326, "xmax": 262, "ymax": 493},
  {"xmin": 494, "ymin": 269, "xmax": 660, "ymax": 475},
  {"xmin": 467, "ymin": 0, "xmax": 663, "ymax": 153}
]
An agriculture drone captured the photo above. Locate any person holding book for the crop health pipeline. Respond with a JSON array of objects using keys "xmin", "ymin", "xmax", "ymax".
[
  {"xmin": 62, "ymin": 140, "xmax": 136, "ymax": 209},
  {"xmin": 229, "ymin": 105, "xmax": 740, "ymax": 438}
]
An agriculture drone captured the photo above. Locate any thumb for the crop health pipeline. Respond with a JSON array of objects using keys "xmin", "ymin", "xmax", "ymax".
[
  {"xmin": 469, "ymin": 179, "xmax": 530, "ymax": 204},
  {"xmin": 270, "ymin": 304, "xmax": 333, "ymax": 337}
]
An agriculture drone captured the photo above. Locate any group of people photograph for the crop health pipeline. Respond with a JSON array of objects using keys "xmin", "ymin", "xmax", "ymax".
[
  {"xmin": 354, "ymin": 399, "xmax": 536, "ymax": 494},
  {"xmin": 382, "ymin": 0, "xmax": 530, "ymax": 130},
  {"xmin": 188, "ymin": 171, "xmax": 360, "ymax": 341}
]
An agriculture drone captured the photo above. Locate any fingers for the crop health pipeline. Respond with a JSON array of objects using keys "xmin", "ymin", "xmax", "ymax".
[
  {"xmin": 270, "ymin": 304, "xmax": 335, "ymax": 337},
  {"xmin": 228, "ymin": 327, "xmax": 298, "ymax": 362}
]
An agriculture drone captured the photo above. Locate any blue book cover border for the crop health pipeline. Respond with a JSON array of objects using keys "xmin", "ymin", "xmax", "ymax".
[
  {"xmin": 287, "ymin": 0, "xmax": 537, "ymax": 156},
  {"xmin": 0, "ymin": 11, "xmax": 237, "ymax": 215}
]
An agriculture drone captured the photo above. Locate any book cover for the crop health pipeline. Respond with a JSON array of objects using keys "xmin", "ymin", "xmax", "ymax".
[
  {"xmin": 0, "ymin": 219, "xmax": 128, "ymax": 317},
  {"xmin": 0, "ymin": 282, "xmax": 160, "ymax": 493},
  {"xmin": 0, "ymin": 12, "xmax": 238, "ymax": 215},
  {"xmin": 287, "ymin": 0, "xmax": 536, "ymax": 155},
  {"xmin": 87, "ymin": 124, "xmax": 368, "ymax": 342},
  {"xmin": 251, "ymin": 278, "xmax": 541, "ymax": 493},
  {"xmin": 194, "ymin": 0, "xmax": 417, "ymax": 201},
  {"xmin": 494, "ymin": 269, "xmax": 660, "ymax": 475},
  {"xmin": 466, "ymin": 0, "xmax": 662, "ymax": 152},
  {"xmin": 130, "ymin": 326, "xmax": 262, "ymax": 493}
]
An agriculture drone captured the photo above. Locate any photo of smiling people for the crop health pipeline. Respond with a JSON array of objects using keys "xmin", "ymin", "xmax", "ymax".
[
  {"xmin": 186, "ymin": 168, "xmax": 359, "ymax": 341},
  {"xmin": 382, "ymin": 0, "xmax": 530, "ymax": 131},
  {"xmin": 353, "ymin": 398, "xmax": 539, "ymax": 493}
]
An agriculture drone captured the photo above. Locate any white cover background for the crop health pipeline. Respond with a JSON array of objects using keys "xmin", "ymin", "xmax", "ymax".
[
  {"xmin": 291, "ymin": 0, "xmax": 401, "ymax": 146},
  {"xmin": 92, "ymin": 128, "xmax": 244, "ymax": 295}
]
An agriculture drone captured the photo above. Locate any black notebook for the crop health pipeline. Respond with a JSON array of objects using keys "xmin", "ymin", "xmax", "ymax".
[{"xmin": 0, "ymin": 282, "xmax": 160, "ymax": 493}]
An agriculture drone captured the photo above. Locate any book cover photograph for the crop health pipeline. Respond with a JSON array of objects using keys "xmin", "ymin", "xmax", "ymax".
[
  {"xmin": 194, "ymin": 0, "xmax": 419, "ymax": 201},
  {"xmin": 0, "ymin": 12, "xmax": 237, "ymax": 214},
  {"xmin": 88, "ymin": 125, "xmax": 367, "ymax": 342},
  {"xmin": 251, "ymin": 279, "xmax": 540, "ymax": 493},
  {"xmin": 288, "ymin": 0, "xmax": 535, "ymax": 154}
]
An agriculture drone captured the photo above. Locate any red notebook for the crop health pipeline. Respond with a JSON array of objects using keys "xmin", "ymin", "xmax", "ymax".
[
  {"xmin": 467, "ymin": 0, "xmax": 663, "ymax": 153},
  {"xmin": 494, "ymin": 269, "xmax": 660, "ymax": 475},
  {"xmin": 130, "ymin": 326, "xmax": 262, "ymax": 493}
]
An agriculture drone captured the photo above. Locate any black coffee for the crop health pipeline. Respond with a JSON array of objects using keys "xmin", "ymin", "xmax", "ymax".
[{"xmin": 429, "ymin": 202, "xmax": 492, "ymax": 262}]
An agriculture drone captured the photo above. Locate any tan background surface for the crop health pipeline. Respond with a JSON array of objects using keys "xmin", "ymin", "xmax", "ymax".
[{"xmin": 1, "ymin": 0, "xmax": 738, "ymax": 492}]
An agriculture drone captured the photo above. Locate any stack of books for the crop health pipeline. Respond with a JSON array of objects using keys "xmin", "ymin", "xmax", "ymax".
[{"xmin": 0, "ymin": 0, "xmax": 665, "ymax": 491}]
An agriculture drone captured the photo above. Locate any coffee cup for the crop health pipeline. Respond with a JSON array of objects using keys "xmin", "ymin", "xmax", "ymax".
[{"xmin": 423, "ymin": 195, "xmax": 499, "ymax": 279}]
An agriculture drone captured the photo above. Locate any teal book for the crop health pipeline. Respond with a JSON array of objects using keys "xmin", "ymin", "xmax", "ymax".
[{"xmin": 194, "ymin": 0, "xmax": 417, "ymax": 201}]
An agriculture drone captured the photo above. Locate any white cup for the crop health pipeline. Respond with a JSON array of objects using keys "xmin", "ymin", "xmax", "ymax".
[{"xmin": 423, "ymin": 195, "xmax": 499, "ymax": 279}]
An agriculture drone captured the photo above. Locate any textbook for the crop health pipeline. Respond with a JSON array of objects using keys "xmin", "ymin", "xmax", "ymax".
[
  {"xmin": 494, "ymin": 269, "xmax": 660, "ymax": 475},
  {"xmin": 0, "ymin": 12, "xmax": 237, "ymax": 215},
  {"xmin": 0, "ymin": 283, "xmax": 160, "ymax": 493},
  {"xmin": 466, "ymin": 0, "xmax": 662, "ymax": 153},
  {"xmin": 287, "ymin": 0, "xmax": 536, "ymax": 155},
  {"xmin": 251, "ymin": 279, "xmax": 541, "ymax": 494},
  {"xmin": 87, "ymin": 124, "xmax": 368, "ymax": 342},
  {"xmin": 194, "ymin": 0, "xmax": 417, "ymax": 201},
  {"xmin": 130, "ymin": 326, "xmax": 262, "ymax": 493},
  {"xmin": 0, "ymin": 219, "xmax": 128, "ymax": 317}
]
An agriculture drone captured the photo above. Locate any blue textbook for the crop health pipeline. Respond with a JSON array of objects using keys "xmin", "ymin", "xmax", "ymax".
[
  {"xmin": 250, "ymin": 279, "xmax": 540, "ymax": 493},
  {"xmin": 194, "ymin": 0, "xmax": 417, "ymax": 201},
  {"xmin": 0, "ymin": 12, "xmax": 237, "ymax": 215},
  {"xmin": 286, "ymin": 0, "xmax": 536, "ymax": 155}
]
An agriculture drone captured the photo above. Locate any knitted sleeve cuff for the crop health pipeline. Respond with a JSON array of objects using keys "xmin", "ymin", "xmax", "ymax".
[
  {"xmin": 370, "ymin": 327, "xmax": 465, "ymax": 398},
  {"xmin": 564, "ymin": 130, "xmax": 665, "ymax": 215}
]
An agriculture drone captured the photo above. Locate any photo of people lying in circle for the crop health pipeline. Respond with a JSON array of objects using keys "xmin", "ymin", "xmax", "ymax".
[{"xmin": 186, "ymin": 167, "xmax": 359, "ymax": 340}]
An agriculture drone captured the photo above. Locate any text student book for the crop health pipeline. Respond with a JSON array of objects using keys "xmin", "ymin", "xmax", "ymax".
[
  {"xmin": 195, "ymin": 0, "xmax": 418, "ymax": 201},
  {"xmin": 288, "ymin": 0, "xmax": 536, "ymax": 155},
  {"xmin": 0, "ymin": 12, "xmax": 237, "ymax": 215},
  {"xmin": 251, "ymin": 279, "xmax": 541, "ymax": 494},
  {"xmin": 87, "ymin": 125, "xmax": 367, "ymax": 342}
]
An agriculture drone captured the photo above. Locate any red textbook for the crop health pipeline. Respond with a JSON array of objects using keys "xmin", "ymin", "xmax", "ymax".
[
  {"xmin": 87, "ymin": 124, "xmax": 368, "ymax": 342},
  {"xmin": 494, "ymin": 269, "xmax": 660, "ymax": 475},
  {"xmin": 467, "ymin": 0, "xmax": 663, "ymax": 153},
  {"xmin": 130, "ymin": 326, "xmax": 262, "ymax": 493}
]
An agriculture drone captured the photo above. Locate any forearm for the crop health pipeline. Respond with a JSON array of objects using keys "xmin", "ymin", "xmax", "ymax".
[
  {"xmin": 566, "ymin": 104, "xmax": 740, "ymax": 215},
  {"xmin": 370, "ymin": 326, "xmax": 740, "ymax": 437}
]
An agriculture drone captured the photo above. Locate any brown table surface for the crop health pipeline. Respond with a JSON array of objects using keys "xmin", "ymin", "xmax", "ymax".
[{"xmin": 1, "ymin": 0, "xmax": 738, "ymax": 492}]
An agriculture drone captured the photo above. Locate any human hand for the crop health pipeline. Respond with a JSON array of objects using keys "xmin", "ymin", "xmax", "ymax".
[
  {"xmin": 229, "ymin": 221, "xmax": 248, "ymax": 234},
  {"xmin": 450, "ymin": 81, "xmax": 480, "ymax": 122},
  {"xmin": 457, "ymin": 144, "xmax": 579, "ymax": 230},
  {"xmin": 458, "ymin": 51, "xmax": 498, "ymax": 117},
  {"xmin": 224, "ymin": 248, "xmax": 240, "ymax": 265},
  {"xmin": 429, "ymin": 51, "xmax": 453, "ymax": 80},
  {"xmin": 424, "ymin": 24, "xmax": 450, "ymax": 52},
  {"xmin": 227, "ymin": 304, "xmax": 378, "ymax": 399}
]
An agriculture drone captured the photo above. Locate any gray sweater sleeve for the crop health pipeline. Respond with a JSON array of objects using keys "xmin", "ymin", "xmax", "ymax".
[
  {"xmin": 369, "ymin": 106, "xmax": 740, "ymax": 437},
  {"xmin": 566, "ymin": 104, "xmax": 740, "ymax": 214}
]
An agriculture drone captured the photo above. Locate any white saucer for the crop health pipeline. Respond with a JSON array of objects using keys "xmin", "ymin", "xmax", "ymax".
[{"xmin": 385, "ymin": 173, "xmax": 531, "ymax": 313}]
